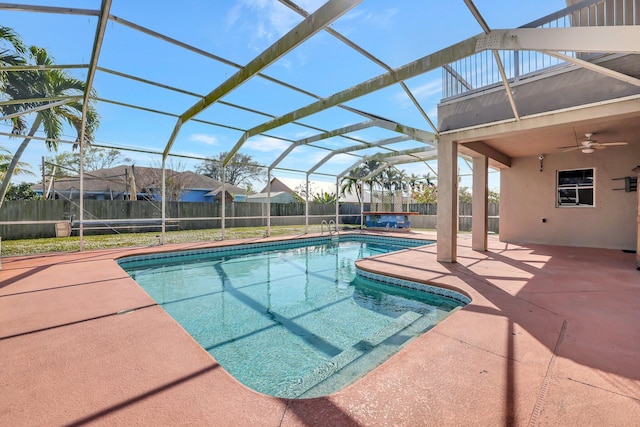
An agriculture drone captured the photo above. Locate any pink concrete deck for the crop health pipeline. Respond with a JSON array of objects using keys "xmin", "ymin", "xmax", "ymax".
[{"xmin": 1, "ymin": 233, "xmax": 638, "ymax": 426}]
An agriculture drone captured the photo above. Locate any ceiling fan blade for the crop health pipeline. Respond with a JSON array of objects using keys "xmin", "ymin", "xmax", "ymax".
[
  {"xmin": 599, "ymin": 141, "xmax": 628, "ymax": 146},
  {"xmin": 561, "ymin": 146, "xmax": 581, "ymax": 152}
]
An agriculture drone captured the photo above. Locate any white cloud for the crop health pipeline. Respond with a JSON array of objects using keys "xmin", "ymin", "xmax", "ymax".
[
  {"xmin": 189, "ymin": 133, "xmax": 218, "ymax": 145},
  {"xmin": 227, "ymin": 0, "xmax": 298, "ymax": 42},
  {"xmin": 330, "ymin": 153, "xmax": 357, "ymax": 164},
  {"xmin": 338, "ymin": 7, "xmax": 398, "ymax": 32},
  {"xmin": 303, "ymin": 150, "xmax": 356, "ymax": 167},
  {"xmin": 411, "ymin": 80, "xmax": 442, "ymax": 99},
  {"xmin": 394, "ymin": 80, "xmax": 441, "ymax": 108},
  {"xmin": 293, "ymin": 130, "xmax": 317, "ymax": 139},
  {"xmin": 361, "ymin": 8, "xmax": 398, "ymax": 30},
  {"xmin": 227, "ymin": 0, "xmax": 329, "ymax": 44},
  {"xmin": 244, "ymin": 135, "xmax": 291, "ymax": 152},
  {"xmin": 296, "ymin": 0, "xmax": 326, "ymax": 13}
]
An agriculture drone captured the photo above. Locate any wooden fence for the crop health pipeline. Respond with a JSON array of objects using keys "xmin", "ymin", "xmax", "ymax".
[{"xmin": 0, "ymin": 200, "xmax": 499, "ymax": 240}]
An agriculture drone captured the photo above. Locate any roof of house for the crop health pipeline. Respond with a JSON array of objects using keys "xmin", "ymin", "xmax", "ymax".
[
  {"xmin": 33, "ymin": 165, "xmax": 247, "ymax": 195},
  {"xmin": 205, "ymin": 186, "xmax": 243, "ymax": 197},
  {"xmin": 246, "ymin": 191, "xmax": 298, "ymax": 202},
  {"xmin": 260, "ymin": 177, "xmax": 366, "ymax": 203}
]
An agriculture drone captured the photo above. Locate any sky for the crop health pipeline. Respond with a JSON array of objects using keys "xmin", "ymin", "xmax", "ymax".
[{"xmin": 1, "ymin": 0, "xmax": 567, "ymax": 192}]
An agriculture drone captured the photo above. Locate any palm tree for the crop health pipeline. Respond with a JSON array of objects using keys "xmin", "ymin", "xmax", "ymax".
[
  {"xmin": 312, "ymin": 190, "xmax": 336, "ymax": 204},
  {"xmin": 1, "ymin": 25, "xmax": 29, "ymax": 134},
  {"xmin": 0, "ymin": 145, "xmax": 33, "ymax": 181},
  {"xmin": 340, "ymin": 159, "xmax": 385, "ymax": 206},
  {"xmin": 0, "ymin": 45, "xmax": 99, "ymax": 207},
  {"xmin": 422, "ymin": 172, "xmax": 435, "ymax": 187},
  {"xmin": 340, "ymin": 175, "xmax": 362, "ymax": 203}
]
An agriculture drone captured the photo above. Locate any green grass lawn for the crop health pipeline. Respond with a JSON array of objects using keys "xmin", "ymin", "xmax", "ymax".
[{"xmin": 0, "ymin": 225, "xmax": 370, "ymax": 257}]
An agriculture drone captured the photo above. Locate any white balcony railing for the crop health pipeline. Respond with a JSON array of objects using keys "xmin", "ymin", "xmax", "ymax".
[{"xmin": 442, "ymin": 0, "xmax": 639, "ymax": 99}]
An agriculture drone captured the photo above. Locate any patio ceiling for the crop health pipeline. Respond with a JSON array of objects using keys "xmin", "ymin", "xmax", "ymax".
[{"xmin": 1, "ymin": 0, "xmax": 639, "ymax": 181}]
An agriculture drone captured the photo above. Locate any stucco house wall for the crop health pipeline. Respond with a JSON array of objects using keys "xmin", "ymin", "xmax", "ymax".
[{"xmin": 500, "ymin": 144, "xmax": 640, "ymax": 251}]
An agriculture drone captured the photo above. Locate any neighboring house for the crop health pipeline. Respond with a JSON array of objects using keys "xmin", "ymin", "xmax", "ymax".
[
  {"xmin": 253, "ymin": 177, "xmax": 367, "ymax": 203},
  {"xmin": 246, "ymin": 191, "xmax": 298, "ymax": 204},
  {"xmin": 205, "ymin": 186, "xmax": 237, "ymax": 203},
  {"xmin": 246, "ymin": 177, "xmax": 302, "ymax": 204},
  {"xmin": 32, "ymin": 165, "xmax": 247, "ymax": 202}
]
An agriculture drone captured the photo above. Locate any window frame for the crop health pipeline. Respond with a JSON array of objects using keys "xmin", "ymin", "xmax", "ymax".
[{"xmin": 556, "ymin": 168, "xmax": 595, "ymax": 208}]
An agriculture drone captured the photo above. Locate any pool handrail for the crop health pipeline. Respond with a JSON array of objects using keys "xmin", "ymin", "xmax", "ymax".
[{"xmin": 321, "ymin": 220, "xmax": 339, "ymax": 236}]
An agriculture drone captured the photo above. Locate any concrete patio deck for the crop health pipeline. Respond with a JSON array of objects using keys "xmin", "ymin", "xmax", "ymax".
[{"xmin": 1, "ymin": 232, "xmax": 638, "ymax": 426}]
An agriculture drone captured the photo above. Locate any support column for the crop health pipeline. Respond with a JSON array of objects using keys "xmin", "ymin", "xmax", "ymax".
[
  {"xmin": 266, "ymin": 171, "xmax": 271, "ymax": 237},
  {"xmin": 437, "ymin": 135, "xmax": 458, "ymax": 263},
  {"xmin": 305, "ymin": 175, "xmax": 309, "ymax": 234},
  {"xmin": 472, "ymin": 155, "xmax": 489, "ymax": 251},
  {"xmin": 335, "ymin": 178, "xmax": 340, "ymax": 228},
  {"xmin": 221, "ymin": 166, "xmax": 226, "ymax": 240},
  {"xmin": 360, "ymin": 181, "xmax": 364, "ymax": 230},
  {"xmin": 634, "ymin": 165, "xmax": 640, "ymax": 269}
]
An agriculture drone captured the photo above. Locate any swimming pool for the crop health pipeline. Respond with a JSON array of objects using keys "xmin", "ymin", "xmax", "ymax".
[{"xmin": 118, "ymin": 235, "xmax": 469, "ymax": 398}]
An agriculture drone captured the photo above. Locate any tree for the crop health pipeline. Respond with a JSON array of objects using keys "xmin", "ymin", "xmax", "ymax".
[
  {"xmin": 406, "ymin": 173, "xmax": 436, "ymax": 202},
  {"xmin": 44, "ymin": 146, "xmax": 131, "ymax": 177},
  {"xmin": 0, "ymin": 145, "xmax": 33, "ymax": 181},
  {"xmin": 459, "ymin": 186, "xmax": 472, "ymax": 203},
  {"xmin": 407, "ymin": 172, "xmax": 435, "ymax": 190},
  {"xmin": 145, "ymin": 160, "xmax": 195, "ymax": 202},
  {"xmin": 410, "ymin": 173, "xmax": 438, "ymax": 204},
  {"xmin": 311, "ymin": 190, "xmax": 336, "ymax": 204},
  {"xmin": 340, "ymin": 159, "xmax": 384, "ymax": 204},
  {"xmin": 340, "ymin": 176, "xmax": 362, "ymax": 203},
  {"xmin": 488, "ymin": 189, "xmax": 500, "ymax": 204},
  {"xmin": 80, "ymin": 146, "xmax": 131, "ymax": 171},
  {"xmin": 197, "ymin": 152, "xmax": 263, "ymax": 187},
  {"xmin": 5, "ymin": 182, "xmax": 40, "ymax": 200},
  {"xmin": 0, "ymin": 43, "xmax": 100, "ymax": 208},
  {"xmin": 413, "ymin": 185, "xmax": 437, "ymax": 204},
  {"xmin": 0, "ymin": 26, "xmax": 28, "ymax": 134}
]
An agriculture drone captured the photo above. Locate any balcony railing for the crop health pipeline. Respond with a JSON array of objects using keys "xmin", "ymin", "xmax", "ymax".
[{"xmin": 442, "ymin": 0, "xmax": 639, "ymax": 99}]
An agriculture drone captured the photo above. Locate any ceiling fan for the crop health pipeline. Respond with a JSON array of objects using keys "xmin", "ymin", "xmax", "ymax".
[{"xmin": 558, "ymin": 133, "xmax": 628, "ymax": 154}]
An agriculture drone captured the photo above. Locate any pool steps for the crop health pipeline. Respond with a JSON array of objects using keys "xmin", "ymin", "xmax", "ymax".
[{"xmin": 281, "ymin": 311, "xmax": 423, "ymax": 398}]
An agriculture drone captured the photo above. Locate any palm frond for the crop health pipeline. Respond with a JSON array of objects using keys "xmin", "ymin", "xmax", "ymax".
[{"xmin": 0, "ymin": 26, "xmax": 27, "ymax": 54}]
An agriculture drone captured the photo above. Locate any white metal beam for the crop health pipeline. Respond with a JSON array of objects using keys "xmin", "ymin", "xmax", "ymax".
[
  {"xmin": 108, "ymin": 12, "xmax": 387, "ymax": 126},
  {"xmin": 0, "ymin": 3, "xmax": 99, "ymax": 15},
  {"xmin": 478, "ymin": 27, "xmax": 640, "ymax": 53},
  {"xmin": 269, "ymin": 120, "xmax": 436, "ymax": 173},
  {"xmin": 268, "ymin": 121, "xmax": 375, "ymax": 170},
  {"xmin": 338, "ymin": 147, "xmax": 438, "ymax": 179},
  {"xmin": 0, "ymin": 98, "xmax": 79, "ymax": 121},
  {"xmin": 1, "ymin": 64, "xmax": 88, "ymax": 72},
  {"xmin": 163, "ymin": 0, "xmax": 362, "ymax": 159},
  {"xmin": 357, "ymin": 150, "xmax": 438, "ymax": 182},
  {"xmin": 78, "ymin": 0, "xmax": 112, "ymax": 252},
  {"xmin": 463, "ymin": 0, "xmax": 520, "ymax": 120},
  {"xmin": 268, "ymin": 120, "xmax": 383, "ymax": 171},
  {"xmin": 296, "ymin": 120, "xmax": 378, "ymax": 145},
  {"xmin": 227, "ymin": 36, "xmax": 480, "ymax": 165},
  {"xmin": 374, "ymin": 121, "xmax": 437, "ymax": 144},
  {"xmin": 278, "ymin": 0, "xmax": 438, "ymax": 133},
  {"xmin": 0, "ymin": 95, "xmax": 81, "ymax": 106},
  {"xmin": 308, "ymin": 135, "xmax": 412, "ymax": 174},
  {"xmin": 543, "ymin": 50, "xmax": 640, "ymax": 87}
]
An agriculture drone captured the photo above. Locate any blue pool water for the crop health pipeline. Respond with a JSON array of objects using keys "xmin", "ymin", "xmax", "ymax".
[{"xmin": 119, "ymin": 236, "xmax": 467, "ymax": 398}]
